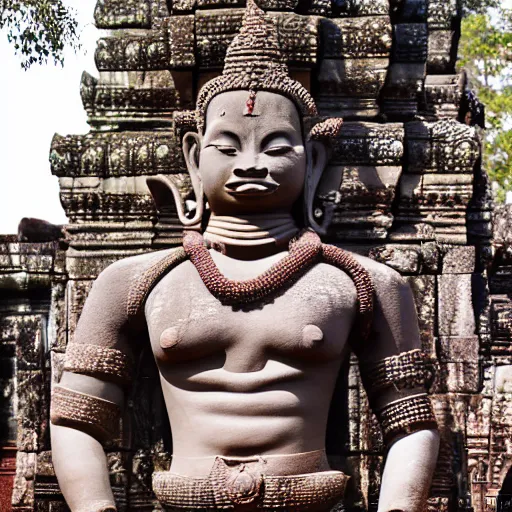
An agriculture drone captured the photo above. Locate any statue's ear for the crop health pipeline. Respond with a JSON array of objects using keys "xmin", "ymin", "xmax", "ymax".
[
  {"xmin": 183, "ymin": 131, "xmax": 201, "ymax": 181},
  {"xmin": 304, "ymin": 139, "xmax": 330, "ymax": 235}
]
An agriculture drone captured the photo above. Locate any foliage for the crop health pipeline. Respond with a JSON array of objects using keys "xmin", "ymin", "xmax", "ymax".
[
  {"xmin": 459, "ymin": 8, "xmax": 512, "ymax": 202},
  {"xmin": 0, "ymin": 0, "xmax": 80, "ymax": 69}
]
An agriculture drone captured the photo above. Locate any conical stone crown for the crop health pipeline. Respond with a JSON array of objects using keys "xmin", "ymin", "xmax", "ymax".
[{"xmin": 196, "ymin": 0, "xmax": 318, "ymax": 131}]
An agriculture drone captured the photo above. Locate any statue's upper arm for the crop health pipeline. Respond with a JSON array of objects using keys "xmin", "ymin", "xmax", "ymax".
[
  {"xmin": 351, "ymin": 256, "xmax": 437, "ymax": 445},
  {"xmin": 51, "ymin": 254, "xmax": 157, "ymax": 443}
]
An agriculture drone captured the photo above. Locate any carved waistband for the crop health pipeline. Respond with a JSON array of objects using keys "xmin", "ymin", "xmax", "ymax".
[{"xmin": 153, "ymin": 454, "xmax": 349, "ymax": 511}]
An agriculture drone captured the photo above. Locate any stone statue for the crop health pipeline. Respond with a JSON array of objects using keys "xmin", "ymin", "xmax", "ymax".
[{"xmin": 50, "ymin": 2, "xmax": 440, "ymax": 510}]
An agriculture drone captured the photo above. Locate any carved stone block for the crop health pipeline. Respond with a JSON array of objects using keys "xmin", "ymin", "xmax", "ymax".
[
  {"xmin": 58, "ymin": 177, "xmax": 156, "ymax": 223},
  {"xmin": 442, "ymin": 245, "xmax": 476, "ymax": 274},
  {"xmin": 490, "ymin": 295, "xmax": 512, "ymax": 348},
  {"xmin": 424, "ymin": 74, "xmax": 465, "ymax": 120},
  {"xmin": 51, "ymin": 132, "xmax": 183, "ymax": 178},
  {"xmin": 16, "ymin": 370, "xmax": 43, "ymax": 452},
  {"xmin": 398, "ymin": 173, "xmax": 474, "ymax": 209},
  {"xmin": 317, "ymin": 165, "xmax": 401, "ymax": 240},
  {"xmin": 467, "ymin": 396, "xmax": 491, "ymax": 438},
  {"xmin": 427, "ymin": 0, "xmax": 459, "ymax": 30},
  {"xmin": 427, "ymin": 30, "xmax": 457, "ymax": 74},
  {"xmin": 94, "ymin": 0, "xmax": 152, "ymax": 29},
  {"xmin": 366, "ymin": 243, "xmax": 439, "ymax": 274},
  {"xmin": 12, "ymin": 452, "xmax": 37, "ymax": 509},
  {"xmin": 406, "ymin": 275, "xmax": 436, "ymax": 356},
  {"xmin": 49, "ymin": 282, "xmax": 67, "ymax": 353},
  {"xmin": 196, "ymin": 10, "xmax": 318, "ymax": 68},
  {"xmin": 327, "ymin": 0, "xmax": 388, "ymax": 16},
  {"xmin": 95, "ymin": 17, "xmax": 195, "ymax": 71},
  {"xmin": 438, "ymin": 274, "xmax": 476, "ymax": 337},
  {"xmin": 405, "ymin": 120, "xmax": 480, "ymax": 174},
  {"xmin": 66, "ymin": 280, "xmax": 94, "ymax": 340},
  {"xmin": 81, "ymin": 71, "xmax": 188, "ymax": 127},
  {"xmin": 316, "ymin": 58, "xmax": 389, "ymax": 118},
  {"xmin": 15, "ymin": 315, "xmax": 45, "ymax": 371},
  {"xmin": 438, "ymin": 336, "xmax": 479, "ymax": 363},
  {"xmin": 393, "ymin": 23, "xmax": 428, "ymax": 62},
  {"xmin": 329, "ymin": 122, "xmax": 404, "ymax": 166},
  {"xmin": 379, "ymin": 62, "xmax": 425, "ymax": 118},
  {"xmin": 320, "ymin": 17, "xmax": 392, "ymax": 59}
]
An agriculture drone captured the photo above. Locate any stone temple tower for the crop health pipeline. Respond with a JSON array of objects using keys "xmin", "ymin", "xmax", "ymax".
[{"xmin": 1, "ymin": 0, "xmax": 512, "ymax": 510}]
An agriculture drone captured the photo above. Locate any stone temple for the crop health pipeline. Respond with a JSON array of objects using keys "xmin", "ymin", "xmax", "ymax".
[{"xmin": 0, "ymin": 0, "xmax": 511, "ymax": 510}]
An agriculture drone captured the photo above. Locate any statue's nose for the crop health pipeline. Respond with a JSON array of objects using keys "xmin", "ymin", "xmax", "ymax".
[{"xmin": 233, "ymin": 166, "xmax": 268, "ymax": 179}]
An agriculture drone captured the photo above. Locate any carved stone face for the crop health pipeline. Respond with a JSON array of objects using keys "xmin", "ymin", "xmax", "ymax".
[{"xmin": 185, "ymin": 90, "xmax": 307, "ymax": 217}]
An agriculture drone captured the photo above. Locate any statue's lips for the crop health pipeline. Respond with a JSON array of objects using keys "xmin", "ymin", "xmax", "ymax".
[{"xmin": 225, "ymin": 181, "xmax": 278, "ymax": 196}]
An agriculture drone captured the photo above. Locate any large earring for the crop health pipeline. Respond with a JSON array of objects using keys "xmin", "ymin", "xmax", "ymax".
[
  {"xmin": 147, "ymin": 174, "xmax": 204, "ymax": 229},
  {"xmin": 304, "ymin": 141, "xmax": 332, "ymax": 235}
]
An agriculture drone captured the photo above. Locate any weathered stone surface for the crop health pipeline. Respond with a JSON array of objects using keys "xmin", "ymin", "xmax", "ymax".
[
  {"xmin": 48, "ymin": 282, "xmax": 67, "ymax": 353},
  {"xmin": 329, "ymin": 122, "xmax": 404, "ymax": 166},
  {"xmin": 438, "ymin": 336, "xmax": 479, "ymax": 362},
  {"xmin": 406, "ymin": 275, "xmax": 436, "ymax": 355},
  {"xmin": 196, "ymin": 10, "xmax": 318, "ymax": 68},
  {"xmin": 427, "ymin": 30, "xmax": 457, "ymax": 74},
  {"xmin": 438, "ymin": 274, "xmax": 476, "ymax": 337},
  {"xmin": 317, "ymin": 165, "xmax": 401, "ymax": 240},
  {"xmin": 405, "ymin": 120, "xmax": 480, "ymax": 174},
  {"xmin": 50, "ymin": 132, "xmax": 184, "ymax": 179},
  {"xmin": 424, "ymin": 74, "xmax": 465, "ymax": 119},
  {"xmin": 316, "ymin": 58, "xmax": 389, "ymax": 118},
  {"xmin": 441, "ymin": 245, "xmax": 476, "ymax": 274},
  {"xmin": 94, "ymin": 0, "xmax": 153, "ymax": 28},
  {"xmin": 433, "ymin": 362, "xmax": 480, "ymax": 393},
  {"xmin": 12, "ymin": 452, "xmax": 37, "ymax": 508},
  {"xmin": 379, "ymin": 62, "xmax": 425, "ymax": 118},
  {"xmin": 16, "ymin": 370, "xmax": 43, "ymax": 451},
  {"xmin": 95, "ymin": 17, "xmax": 195, "ymax": 71},
  {"xmin": 427, "ymin": 0, "xmax": 459, "ymax": 30},
  {"xmin": 398, "ymin": 173, "xmax": 474, "ymax": 207},
  {"xmin": 81, "ymin": 71, "xmax": 189, "ymax": 127},
  {"xmin": 393, "ymin": 23, "xmax": 428, "ymax": 62},
  {"xmin": 66, "ymin": 280, "xmax": 94, "ymax": 340},
  {"xmin": 320, "ymin": 17, "xmax": 392, "ymax": 59}
]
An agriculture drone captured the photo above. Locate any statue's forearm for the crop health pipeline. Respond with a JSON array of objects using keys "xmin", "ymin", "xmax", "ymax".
[
  {"xmin": 51, "ymin": 424, "xmax": 116, "ymax": 512},
  {"xmin": 377, "ymin": 429, "xmax": 440, "ymax": 512}
]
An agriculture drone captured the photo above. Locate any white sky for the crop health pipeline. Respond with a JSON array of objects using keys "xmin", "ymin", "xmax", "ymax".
[{"xmin": 0, "ymin": 1, "xmax": 98, "ymax": 234}]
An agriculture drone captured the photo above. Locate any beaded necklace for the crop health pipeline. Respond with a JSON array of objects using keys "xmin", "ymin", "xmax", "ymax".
[{"xmin": 127, "ymin": 230, "xmax": 374, "ymax": 340}]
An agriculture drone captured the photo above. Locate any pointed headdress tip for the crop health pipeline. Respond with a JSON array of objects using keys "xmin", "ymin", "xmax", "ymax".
[{"xmin": 195, "ymin": 0, "xmax": 318, "ymax": 132}]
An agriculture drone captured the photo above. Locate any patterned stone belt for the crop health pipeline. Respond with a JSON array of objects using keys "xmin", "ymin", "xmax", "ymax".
[{"xmin": 153, "ymin": 451, "xmax": 349, "ymax": 511}]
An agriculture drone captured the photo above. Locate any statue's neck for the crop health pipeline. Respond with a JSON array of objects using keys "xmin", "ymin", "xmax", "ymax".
[{"xmin": 203, "ymin": 213, "xmax": 299, "ymax": 260}]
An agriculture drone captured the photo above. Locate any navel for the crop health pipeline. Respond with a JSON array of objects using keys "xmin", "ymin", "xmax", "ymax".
[
  {"xmin": 160, "ymin": 326, "xmax": 181, "ymax": 349},
  {"xmin": 302, "ymin": 324, "xmax": 324, "ymax": 348}
]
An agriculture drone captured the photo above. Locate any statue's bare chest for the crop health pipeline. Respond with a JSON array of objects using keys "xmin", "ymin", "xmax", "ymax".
[{"xmin": 145, "ymin": 256, "xmax": 358, "ymax": 372}]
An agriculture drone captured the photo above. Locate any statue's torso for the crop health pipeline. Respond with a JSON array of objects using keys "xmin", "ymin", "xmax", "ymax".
[{"xmin": 144, "ymin": 249, "xmax": 358, "ymax": 464}]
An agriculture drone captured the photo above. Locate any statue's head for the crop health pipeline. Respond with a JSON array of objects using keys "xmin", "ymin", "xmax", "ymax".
[{"xmin": 149, "ymin": 0, "xmax": 342, "ymax": 233}]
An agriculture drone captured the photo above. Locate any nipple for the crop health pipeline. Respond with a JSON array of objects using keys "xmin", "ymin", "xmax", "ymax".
[
  {"xmin": 302, "ymin": 324, "xmax": 324, "ymax": 348},
  {"xmin": 160, "ymin": 326, "xmax": 181, "ymax": 349}
]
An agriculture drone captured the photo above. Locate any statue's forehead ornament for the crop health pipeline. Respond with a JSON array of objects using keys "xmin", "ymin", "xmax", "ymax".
[{"xmin": 195, "ymin": 0, "xmax": 342, "ymax": 140}]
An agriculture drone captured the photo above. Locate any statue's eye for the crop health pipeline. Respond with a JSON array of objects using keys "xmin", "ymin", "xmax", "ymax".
[
  {"xmin": 264, "ymin": 145, "xmax": 293, "ymax": 156},
  {"xmin": 213, "ymin": 145, "xmax": 237, "ymax": 156}
]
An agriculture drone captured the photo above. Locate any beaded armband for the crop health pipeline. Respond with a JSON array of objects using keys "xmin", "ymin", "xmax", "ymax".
[
  {"xmin": 376, "ymin": 394, "xmax": 437, "ymax": 445},
  {"xmin": 50, "ymin": 386, "xmax": 120, "ymax": 443},
  {"xmin": 360, "ymin": 349, "xmax": 431, "ymax": 401},
  {"xmin": 63, "ymin": 344, "xmax": 134, "ymax": 385}
]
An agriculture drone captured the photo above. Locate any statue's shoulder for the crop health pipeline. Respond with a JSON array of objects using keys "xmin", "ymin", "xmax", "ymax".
[
  {"xmin": 98, "ymin": 248, "xmax": 181, "ymax": 283},
  {"xmin": 328, "ymin": 246, "xmax": 408, "ymax": 294},
  {"xmin": 88, "ymin": 248, "xmax": 187, "ymax": 319}
]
